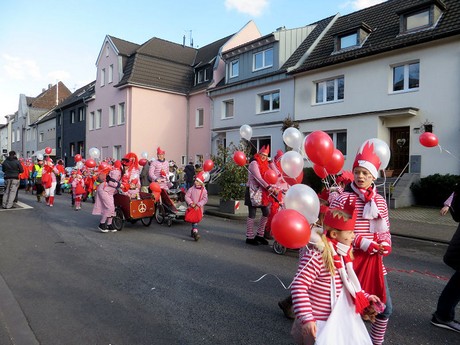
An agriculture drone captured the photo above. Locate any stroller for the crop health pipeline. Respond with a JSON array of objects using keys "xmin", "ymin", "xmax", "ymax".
[{"xmin": 155, "ymin": 188, "xmax": 187, "ymax": 227}]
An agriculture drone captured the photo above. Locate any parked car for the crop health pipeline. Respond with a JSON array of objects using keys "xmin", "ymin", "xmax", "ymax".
[{"xmin": 0, "ymin": 168, "xmax": 5, "ymax": 203}]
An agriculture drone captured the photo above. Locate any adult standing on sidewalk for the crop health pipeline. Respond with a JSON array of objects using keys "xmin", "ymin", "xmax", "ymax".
[
  {"xmin": 431, "ymin": 185, "xmax": 460, "ymax": 333},
  {"xmin": 1, "ymin": 151, "xmax": 24, "ymax": 209},
  {"xmin": 32, "ymin": 158, "xmax": 45, "ymax": 202}
]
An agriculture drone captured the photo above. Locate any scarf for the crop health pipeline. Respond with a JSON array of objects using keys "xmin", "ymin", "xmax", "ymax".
[
  {"xmin": 329, "ymin": 238, "xmax": 369, "ymax": 314},
  {"xmin": 350, "ymin": 182, "xmax": 388, "ymax": 233}
]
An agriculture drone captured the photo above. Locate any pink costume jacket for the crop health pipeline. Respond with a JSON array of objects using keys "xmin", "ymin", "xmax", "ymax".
[
  {"xmin": 149, "ymin": 160, "xmax": 172, "ymax": 190},
  {"xmin": 185, "ymin": 185, "xmax": 208, "ymax": 213}
]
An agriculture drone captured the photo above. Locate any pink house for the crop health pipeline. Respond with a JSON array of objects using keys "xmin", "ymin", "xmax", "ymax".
[{"xmin": 86, "ymin": 21, "xmax": 260, "ymax": 167}]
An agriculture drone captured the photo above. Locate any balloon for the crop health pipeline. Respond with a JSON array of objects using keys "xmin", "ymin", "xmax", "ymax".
[
  {"xmin": 283, "ymin": 127, "xmax": 303, "ymax": 150},
  {"xmin": 325, "ymin": 149, "xmax": 344, "ymax": 175},
  {"xmin": 149, "ymin": 182, "xmax": 161, "ymax": 193},
  {"xmin": 75, "ymin": 161, "xmax": 84, "ymax": 169},
  {"xmin": 419, "ymin": 132, "xmax": 439, "ymax": 148},
  {"xmin": 203, "ymin": 159, "xmax": 214, "ymax": 172},
  {"xmin": 141, "ymin": 151, "xmax": 149, "ymax": 159},
  {"xmin": 74, "ymin": 154, "xmax": 82, "ymax": 162},
  {"xmin": 264, "ymin": 169, "xmax": 278, "ymax": 184},
  {"xmin": 359, "ymin": 138, "xmax": 391, "ymax": 170},
  {"xmin": 271, "ymin": 209, "xmax": 311, "ymax": 249},
  {"xmin": 284, "ymin": 171, "xmax": 304, "ymax": 186},
  {"xmin": 88, "ymin": 147, "xmax": 101, "ymax": 159},
  {"xmin": 36, "ymin": 153, "xmax": 44, "ymax": 161},
  {"xmin": 233, "ymin": 151, "xmax": 247, "ymax": 167},
  {"xmin": 313, "ymin": 164, "xmax": 328, "ymax": 179},
  {"xmin": 284, "ymin": 184, "xmax": 320, "ymax": 224},
  {"xmin": 202, "ymin": 171, "xmax": 210, "ymax": 182},
  {"xmin": 98, "ymin": 161, "xmax": 109, "ymax": 172},
  {"xmin": 139, "ymin": 158, "xmax": 148, "ymax": 166},
  {"xmin": 304, "ymin": 131, "xmax": 334, "ymax": 166},
  {"xmin": 280, "ymin": 151, "xmax": 304, "ymax": 178},
  {"xmin": 45, "ymin": 147, "xmax": 52, "ymax": 155},
  {"xmin": 85, "ymin": 158, "xmax": 96, "ymax": 168},
  {"xmin": 239, "ymin": 124, "xmax": 253, "ymax": 141}
]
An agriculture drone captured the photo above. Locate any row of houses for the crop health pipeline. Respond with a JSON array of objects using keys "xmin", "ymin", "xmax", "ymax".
[{"xmin": 2, "ymin": 0, "xmax": 459, "ymax": 180}]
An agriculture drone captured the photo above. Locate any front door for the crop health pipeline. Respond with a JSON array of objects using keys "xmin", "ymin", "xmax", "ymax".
[{"xmin": 389, "ymin": 126, "xmax": 410, "ymax": 175}]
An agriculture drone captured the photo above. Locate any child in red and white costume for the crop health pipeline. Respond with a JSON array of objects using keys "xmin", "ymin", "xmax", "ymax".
[
  {"xmin": 185, "ymin": 171, "xmax": 208, "ymax": 241},
  {"xmin": 329, "ymin": 170, "xmax": 353, "ymax": 205},
  {"xmin": 330, "ymin": 141, "xmax": 392, "ymax": 345},
  {"xmin": 121, "ymin": 152, "xmax": 141, "ymax": 198},
  {"xmin": 43, "ymin": 158, "xmax": 59, "ymax": 207},
  {"xmin": 72, "ymin": 171, "xmax": 86, "ymax": 210},
  {"xmin": 149, "ymin": 147, "xmax": 172, "ymax": 191},
  {"xmin": 291, "ymin": 197, "xmax": 380, "ymax": 345}
]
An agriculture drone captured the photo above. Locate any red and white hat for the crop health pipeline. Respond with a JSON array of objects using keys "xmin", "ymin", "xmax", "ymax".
[
  {"xmin": 157, "ymin": 147, "xmax": 165, "ymax": 155},
  {"xmin": 195, "ymin": 171, "xmax": 205, "ymax": 184},
  {"xmin": 258, "ymin": 145, "xmax": 270, "ymax": 156},
  {"xmin": 353, "ymin": 141, "xmax": 381, "ymax": 179},
  {"xmin": 324, "ymin": 196, "xmax": 357, "ymax": 231}
]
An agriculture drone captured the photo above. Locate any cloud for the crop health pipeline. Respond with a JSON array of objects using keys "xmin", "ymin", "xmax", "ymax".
[
  {"xmin": 2, "ymin": 54, "xmax": 41, "ymax": 80},
  {"xmin": 345, "ymin": 0, "xmax": 387, "ymax": 10},
  {"xmin": 225, "ymin": 0, "xmax": 268, "ymax": 17}
]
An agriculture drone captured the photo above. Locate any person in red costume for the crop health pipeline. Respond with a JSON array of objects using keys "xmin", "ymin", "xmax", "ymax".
[
  {"xmin": 330, "ymin": 141, "xmax": 392, "ymax": 345},
  {"xmin": 244, "ymin": 145, "xmax": 275, "ymax": 246},
  {"xmin": 121, "ymin": 152, "xmax": 141, "ymax": 198},
  {"xmin": 149, "ymin": 147, "xmax": 172, "ymax": 191}
]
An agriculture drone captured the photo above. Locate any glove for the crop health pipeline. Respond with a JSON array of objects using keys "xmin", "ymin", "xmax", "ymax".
[
  {"xmin": 355, "ymin": 235, "xmax": 380, "ymax": 255},
  {"xmin": 379, "ymin": 241, "xmax": 392, "ymax": 256}
]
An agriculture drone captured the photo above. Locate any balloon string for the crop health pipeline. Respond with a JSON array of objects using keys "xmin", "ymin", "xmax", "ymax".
[
  {"xmin": 251, "ymin": 256, "xmax": 314, "ymax": 290},
  {"xmin": 439, "ymin": 145, "xmax": 460, "ymax": 162}
]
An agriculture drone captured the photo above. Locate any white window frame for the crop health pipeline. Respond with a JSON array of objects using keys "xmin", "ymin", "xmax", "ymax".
[
  {"xmin": 100, "ymin": 68, "xmax": 105, "ymax": 87},
  {"xmin": 196, "ymin": 108, "xmax": 204, "ymax": 128},
  {"xmin": 253, "ymin": 48, "xmax": 273, "ymax": 71},
  {"xmin": 109, "ymin": 105, "xmax": 116, "ymax": 127},
  {"xmin": 181, "ymin": 155, "xmax": 187, "ymax": 166},
  {"xmin": 258, "ymin": 91, "xmax": 280, "ymax": 113},
  {"xmin": 78, "ymin": 108, "xmax": 84, "ymax": 121},
  {"xmin": 391, "ymin": 61, "xmax": 420, "ymax": 93},
  {"xmin": 327, "ymin": 130, "xmax": 347, "ymax": 156},
  {"xmin": 16, "ymin": 129, "xmax": 20, "ymax": 141},
  {"xmin": 89, "ymin": 111, "xmax": 95, "ymax": 130},
  {"xmin": 96, "ymin": 109, "xmax": 102, "ymax": 129},
  {"xmin": 108, "ymin": 64, "xmax": 113, "ymax": 83},
  {"xmin": 196, "ymin": 69, "xmax": 208, "ymax": 84},
  {"xmin": 230, "ymin": 60, "xmax": 239, "ymax": 78},
  {"xmin": 222, "ymin": 100, "xmax": 234, "ymax": 119},
  {"xmin": 71, "ymin": 110, "xmax": 75, "ymax": 124},
  {"xmin": 315, "ymin": 76, "xmax": 345, "ymax": 104},
  {"xmin": 39, "ymin": 132, "xmax": 44, "ymax": 143},
  {"xmin": 118, "ymin": 102, "xmax": 125, "ymax": 125},
  {"xmin": 113, "ymin": 145, "xmax": 122, "ymax": 160},
  {"xmin": 11, "ymin": 130, "xmax": 15, "ymax": 142}
]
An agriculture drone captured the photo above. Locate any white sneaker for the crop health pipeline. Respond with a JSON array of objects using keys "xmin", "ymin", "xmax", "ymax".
[{"xmin": 431, "ymin": 314, "xmax": 460, "ymax": 333}]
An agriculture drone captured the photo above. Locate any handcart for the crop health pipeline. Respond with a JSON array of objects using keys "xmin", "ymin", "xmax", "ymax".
[
  {"xmin": 112, "ymin": 192, "xmax": 156, "ymax": 231},
  {"xmin": 155, "ymin": 188, "xmax": 187, "ymax": 227}
]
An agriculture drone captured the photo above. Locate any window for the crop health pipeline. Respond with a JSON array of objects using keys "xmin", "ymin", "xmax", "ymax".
[
  {"xmin": 70, "ymin": 143, "xmax": 75, "ymax": 157},
  {"xmin": 109, "ymin": 105, "xmax": 116, "ymax": 126},
  {"xmin": 392, "ymin": 62, "xmax": 419, "ymax": 92},
  {"xmin": 259, "ymin": 91, "xmax": 280, "ymax": 113},
  {"xmin": 196, "ymin": 69, "xmax": 208, "ymax": 84},
  {"xmin": 71, "ymin": 110, "xmax": 75, "ymax": 124},
  {"xmin": 223, "ymin": 100, "xmax": 234, "ymax": 119},
  {"xmin": 16, "ymin": 129, "xmax": 20, "ymax": 141},
  {"xmin": 108, "ymin": 64, "xmax": 113, "ymax": 83},
  {"xmin": 196, "ymin": 108, "xmax": 204, "ymax": 127},
  {"xmin": 230, "ymin": 60, "xmax": 239, "ymax": 78},
  {"xmin": 181, "ymin": 156, "xmax": 187, "ymax": 166},
  {"xmin": 58, "ymin": 137, "xmax": 61, "ymax": 149},
  {"xmin": 113, "ymin": 145, "xmax": 122, "ymax": 160},
  {"xmin": 339, "ymin": 32, "xmax": 358, "ymax": 49},
  {"xmin": 78, "ymin": 141, "xmax": 84, "ymax": 155},
  {"xmin": 11, "ymin": 130, "xmax": 15, "ymax": 142},
  {"xmin": 39, "ymin": 132, "xmax": 44, "ymax": 143},
  {"xmin": 89, "ymin": 111, "xmax": 95, "ymax": 130},
  {"xmin": 315, "ymin": 76, "xmax": 344, "ymax": 103},
  {"xmin": 100, "ymin": 68, "xmax": 105, "ymax": 87},
  {"xmin": 249, "ymin": 137, "xmax": 271, "ymax": 157},
  {"xmin": 253, "ymin": 48, "xmax": 273, "ymax": 71},
  {"xmin": 79, "ymin": 108, "xmax": 84, "ymax": 121},
  {"xmin": 96, "ymin": 109, "xmax": 102, "ymax": 129},
  {"xmin": 400, "ymin": 2, "xmax": 444, "ymax": 33},
  {"xmin": 118, "ymin": 102, "xmax": 125, "ymax": 124},
  {"xmin": 326, "ymin": 131, "xmax": 347, "ymax": 156}
]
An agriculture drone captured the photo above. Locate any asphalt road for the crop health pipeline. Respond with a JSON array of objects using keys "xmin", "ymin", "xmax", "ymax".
[{"xmin": 0, "ymin": 191, "xmax": 458, "ymax": 344}]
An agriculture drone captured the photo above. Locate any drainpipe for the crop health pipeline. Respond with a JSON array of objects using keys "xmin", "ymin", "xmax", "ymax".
[{"xmin": 186, "ymin": 94, "xmax": 190, "ymax": 164}]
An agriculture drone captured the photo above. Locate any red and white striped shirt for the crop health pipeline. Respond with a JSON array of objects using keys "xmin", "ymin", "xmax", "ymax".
[{"xmin": 291, "ymin": 248, "xmax": 343, "ymax": 324}]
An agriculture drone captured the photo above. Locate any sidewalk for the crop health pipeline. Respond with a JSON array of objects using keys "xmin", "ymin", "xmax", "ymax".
[{"xmin": 204, "ymin": 195, "xmax": 458, "ymax": 244}]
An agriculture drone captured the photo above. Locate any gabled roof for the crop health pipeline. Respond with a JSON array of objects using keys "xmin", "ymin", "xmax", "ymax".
[
  {"xmin": 194, "ymin": 34, "xmax": 233, "ymax": 69},
  {"xmin": 27, "ymin": 81, "xmax": 71, "ymax": 109},
  {"xmin": 292, "ymin": 0, "xmax": 460, "ymax": 74},
  {"xmin": 57, "ymin": 80, "xmax": 96, "ymax": 109},
  {"xmin": 109, "ymin": 36, "xmax": 140, "ymax": 56}
]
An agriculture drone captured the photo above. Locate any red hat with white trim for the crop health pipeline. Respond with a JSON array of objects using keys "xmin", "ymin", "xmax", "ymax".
[
  {"xmin": 157, "ymin": 147, "xmax": 165, "ymax": 155},
  {"xmin": 324, "ymin": 196, "xmax": 357, "ymax": 231},
  {"xmin": 195, "ymin": 171, "xmax": 205, "ymax": 184},
  {"xmin": 258, "ymin": 145, "xmax": 270, "ymax": 156},
  {"xmin": 353, "ymin": 141, "xmax": 381, "ymax": 179}
]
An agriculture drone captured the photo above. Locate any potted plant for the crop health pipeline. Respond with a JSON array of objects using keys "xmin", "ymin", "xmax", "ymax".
[{"xmin": 211, "ymin": 143, "xmax": 248, "ymax": 214}]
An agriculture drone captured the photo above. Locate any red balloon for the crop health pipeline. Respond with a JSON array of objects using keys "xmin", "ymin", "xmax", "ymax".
[
  {"xmin": 203, "ymin": 159, "xmax": 214, "ymax": 172},
  {"xmin": 419, "ymin": 132, "xmax": 439, "ymax": 148},
  {"xmin": 98, "ymin": 161, "xmax": 109, "ymax": 171},
  {"xmin": 304, "ymin": 131, "xmax": 334, "ymax": 166},
  {"xmin": 325, "ymin": 149, "xmax": 344, "ymax": 175},
  {"xmin": 45, "ymin": 147, "xmax": 52, "ymax": 154},
  {"xmin": 264, "ymin": 169, "xmax": 278, "ymax": 184},
  {"xmin": 271, "ymin": 209, "xmax": 311, "ymax": 249},
  {"xmin": 149, "ymin": 182, "xmax": 162, "ymax": 193},
  {"xmin": 284, "ymin": 171, "xmax": 303, "ymax": 186},
  {"xmin": 139, "ymin": 158, "xmax": 148, "ymax": 166},
  {"xmin": 85, "ymin": 158, "xmax": 96, "ymax": 168},
  {"xmin": 233, "ymin": 151, "xmax": 247, "ymax": 167},
  {"xmin": 74, "ymin": 154, "xmax": 82, "ymax": 162},
  {"xmin": 313, "ymin": 164, "xmax": 328, "ymax": 179}
]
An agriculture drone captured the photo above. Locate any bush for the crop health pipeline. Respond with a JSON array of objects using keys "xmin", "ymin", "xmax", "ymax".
[{"xmin": 410, "ymin": 173, "xmax": 460, "ymax": 207}]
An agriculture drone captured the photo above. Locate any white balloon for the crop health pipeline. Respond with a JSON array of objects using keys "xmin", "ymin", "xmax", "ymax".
[
  {"xmin": 280, "ymin": 151, "xmax": 304, "ymax": 178},
  {"xmin": 89, "ymin": 147, "xmax": 100, "ymax": 159},
  {"xmin": 283, "ymin": 127, "xmax": 303, "ymax": 150},
  {"xmin": 239, "ymin": 124, "xmax": 253, "ymax": 141},
  {"xmin": 203, "ymin": 171, "xmax": 210, "ymax": 182},
  {"xmin": 141, "ymin": 151, "xmax": 149, "ymax": 159},
  {"xmin": 36, "ymin": 153, "xmax": 44, "ymax": 161},
  {"xmin": 284, "ymin": 184, "xmax": 320, "ymax": 224},
  {"xmin": 75, "ymin": 161, "xmax": 84, "ymax": 169},
  {"xmin": 359, "ymin": 138, "xmax": 391, "ymax": 170}
]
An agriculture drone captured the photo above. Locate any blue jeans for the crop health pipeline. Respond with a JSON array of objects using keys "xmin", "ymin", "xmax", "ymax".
[{"xmin": 378, "ymin": 275, "xmax": 393, "ymax": 319}]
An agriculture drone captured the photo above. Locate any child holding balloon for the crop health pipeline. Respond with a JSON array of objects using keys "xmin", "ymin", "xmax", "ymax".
[
  {"xmin": 184, "ymin": 171, "xmax": 208, "ymax": 241},
  {"xmin": 291, "ymin": 197, "xmax": 381, "ymax": 345}
]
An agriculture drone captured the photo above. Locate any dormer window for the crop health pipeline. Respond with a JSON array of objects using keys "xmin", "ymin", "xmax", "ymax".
[
  {"xmin": 339, "ymin": 32, "xmax": 358, "ymax": 50},
  {"xmin": 195, "ymin": 68, "xmax": 209, "ymax": 85},
  {"xmin": 334, "ymin": 23, "xmax": 372, "ymax": 52},
  {"xmin": 398, "ymin": 0, "xmax": 445, "ymax": 34}
]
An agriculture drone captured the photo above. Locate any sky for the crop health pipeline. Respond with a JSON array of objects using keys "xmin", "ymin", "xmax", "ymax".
[{"xmin": 0, "ymin": 0, "xmax": 387, "ymax": 124}]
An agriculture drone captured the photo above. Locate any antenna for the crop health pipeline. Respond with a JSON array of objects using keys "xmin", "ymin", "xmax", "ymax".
[{"xmin": 184, "ymin": 30, "xmax": 193, "ymax": 47}]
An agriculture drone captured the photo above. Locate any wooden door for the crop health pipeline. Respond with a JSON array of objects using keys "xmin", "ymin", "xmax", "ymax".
[{"xmin": 389, "ymin": 126, "xmax": 410, "ymax": 175}]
